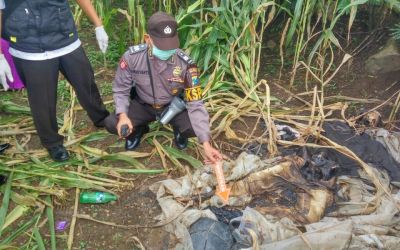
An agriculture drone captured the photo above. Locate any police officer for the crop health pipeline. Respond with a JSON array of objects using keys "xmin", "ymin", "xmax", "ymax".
[
  {"xmin": 104, "ymin": 12, "xmax": 222, "ymax": 164},
  {"xmin": 0, "ymin": 0, "xmax": 110, "ymax": 161}
]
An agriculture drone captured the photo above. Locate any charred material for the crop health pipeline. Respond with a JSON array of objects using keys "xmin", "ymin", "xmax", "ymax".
[
  {"xmin": 208, "ymin": 206, "xmax": 243, "ymax": 224},
  {"xmin": 190, "ymin": 218, "xmax": 234, "ymax": 250},
  {"xmin": 225, "ymin": 157, "xmax": 334, "ymax": 223},
  {"xmin": 323, "ymin": 121, "xmax": 400, "ymax": 181},
  {"xmin": 300, "ymin": 149, "xmax": 338, "ymax": 181}
]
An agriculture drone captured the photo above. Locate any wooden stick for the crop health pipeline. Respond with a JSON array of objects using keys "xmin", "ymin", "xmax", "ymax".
[
  {"xmin": 324, "ymin": 96, "xmax": 382, "ymax": 104},
  {"xmin": 67, "ymin": 165, "xmax": 82, "ymax": 250}
]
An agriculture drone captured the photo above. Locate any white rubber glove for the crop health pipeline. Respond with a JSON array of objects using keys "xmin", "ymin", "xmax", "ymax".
[
  {"xmin": 95, "ymin": 26, "xmax": 109, "ymax": 54},
  {"xmin": 0, "ymin": 54, "xmax": 13, "ymax": 91}
]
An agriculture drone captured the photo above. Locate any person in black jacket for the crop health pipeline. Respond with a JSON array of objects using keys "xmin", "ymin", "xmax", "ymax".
[{"xmin": 0, "ymin": 0, "xmax": 110, "ymax": 162}]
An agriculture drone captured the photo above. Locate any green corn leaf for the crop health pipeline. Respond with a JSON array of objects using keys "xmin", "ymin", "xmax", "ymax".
[
  {"xmin": 163, "ymin": 145, "xmax": 202, "ymax": 168},
  {"xmin": 0, "ymin": 172, "xmax": 13, "ymax": 237},
  {"xmin": 330, "ymin": 0, "xmax": 368, "ymax": 29},
  {"xmin": 101, "ymin": 154, "xmax": 145, "ymax": 169},
  {"xmin": 0, "ymin": 245, "xmax": 19, "ymax": 250},
  {"xmin": 0, "ymin": 101, "xmax": 31, "ymax": 115},
  {"xmin": 81, "ymin": 131, "xmax": 110, "ymax": 142},
  {"xmin": 188, "ymin": 0, "xmax": 204, "ymax": 13},
  {"xmin": 308, "ymin": 35, "xmax": 324, "ymax": 64},
  {"xmin": 326, "ymin": 30, "xmax": 342, "ymax": 49},
  {"xmin": 203, "ymin": 46, "xmax": 214, "ymax": 72},
  {"xmin": 33, "ymin": 227, "xmax": 46, "ymax": 250},
  {"xmin": 2, "ymin": 205, "xmax": 30, "ymax": 231},
  {"xmin": 45, "ymin": 196, "xmax": 56, "ymax": 250},
  {"xmin": 285, "ymin": 0, "xmax": 304, "ymax": 47},
  {"xmin": 0, "ymin": 214, "xmax": 39, "ymax": 245}
]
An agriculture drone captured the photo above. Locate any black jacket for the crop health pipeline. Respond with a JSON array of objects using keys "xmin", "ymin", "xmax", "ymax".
[{"xmin": 2, "ymin": 0, "xmax": 78, "ymax": 53}]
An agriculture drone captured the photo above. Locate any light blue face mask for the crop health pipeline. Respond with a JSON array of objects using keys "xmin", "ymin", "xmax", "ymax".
[{"xmin": 152, "ymin": 45, "xmax": 176, "ymax": 61}]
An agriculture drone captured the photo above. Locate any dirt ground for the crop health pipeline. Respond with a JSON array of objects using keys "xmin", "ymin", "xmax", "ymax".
[{"xmin": 2, "ymin": 21, "xmax": 400, "ymax": 250}]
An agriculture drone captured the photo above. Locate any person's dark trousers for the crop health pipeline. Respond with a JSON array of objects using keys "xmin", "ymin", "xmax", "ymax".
[
  {"xmin": 104, "ymin": 98, "xmax": 196, "ymax": 138},
  {"xmin": 13, "ymin": 47, "xmax": 109, "ymax": 149}
]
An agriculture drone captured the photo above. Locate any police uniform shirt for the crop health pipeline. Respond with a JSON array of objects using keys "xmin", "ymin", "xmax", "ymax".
[{"xmin": 113, "ymin": 44, "xmax": 211, "ymax": 143}]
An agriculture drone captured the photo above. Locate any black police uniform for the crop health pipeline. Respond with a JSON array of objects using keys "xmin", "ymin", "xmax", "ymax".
[{"xmin": 2, "ymin": 0, "xmax": 109, "ymax": 149}]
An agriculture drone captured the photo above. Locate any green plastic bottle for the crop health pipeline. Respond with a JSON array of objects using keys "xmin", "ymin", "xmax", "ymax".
[{"xmin": 79, "ymin": 192, "xmax": 117, "ymax": 204}]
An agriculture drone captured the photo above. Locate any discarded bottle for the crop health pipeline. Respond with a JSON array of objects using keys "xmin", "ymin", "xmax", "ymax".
[{"xmin": 79, "ymin": 192, "xmax": 117, "ymax": 204}]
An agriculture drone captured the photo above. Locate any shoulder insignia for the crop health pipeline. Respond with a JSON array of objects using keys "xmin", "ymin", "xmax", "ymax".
[
  {"xmin": 129, "ymin": 44, "xmax": 147, "ymax": 54},
  {"xmin": 177, "ymin": 50, "xmax": 194, "ymax": 65}
]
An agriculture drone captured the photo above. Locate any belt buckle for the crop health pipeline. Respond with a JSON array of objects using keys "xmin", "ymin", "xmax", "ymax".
[{"xmin": 152, "ymin": 104, "xmax": 163, "ymax": 110}]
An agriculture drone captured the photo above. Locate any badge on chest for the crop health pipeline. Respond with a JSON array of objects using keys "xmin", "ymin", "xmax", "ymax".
[
  {"xmin": 173, "ymin": 66, "xmax": 182, "ymax": 77},
  {"xmin": 168, "ymin": 66, "xmax": 184, "ymax": 83}
]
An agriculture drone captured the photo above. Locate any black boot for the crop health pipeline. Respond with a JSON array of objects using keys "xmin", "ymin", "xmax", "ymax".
[
  {"xmin": 125, "ymin": 125, "xmax": 150, "ymax": 151},
  {"xmin": 173, "ymin": 127, "xmax": 188, "ymax": 150},
  {"xmin": 0, "ymin": 174, "xmax": 7, "ymax": 185},
  {"xmin": 0, "ymin": 143, "xmax": 10, "ymax": 155},
  {"xmin": 47, "ymin": 145, "xmax": 69, "ymax": 162}
]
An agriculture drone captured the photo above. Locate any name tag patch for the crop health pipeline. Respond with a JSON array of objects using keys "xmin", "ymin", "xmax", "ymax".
[
  {"xmin": 132, "ymin": 70, "xmax": 149, "ymax": 75},
  {"xmin": 168, "ymin": 77, "xmax": 184, "ymax": 83},
  {"xmin": 185, "ymin": 86, "xmax": 202, "ymax": 102}
]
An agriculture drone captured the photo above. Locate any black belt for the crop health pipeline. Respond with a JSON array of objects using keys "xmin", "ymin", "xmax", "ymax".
[{"xmin": 135, "ymin": 96, "xmax": 167, "ymax": 110}]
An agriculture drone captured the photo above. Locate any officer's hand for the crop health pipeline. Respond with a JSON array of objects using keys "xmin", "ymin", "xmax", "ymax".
[
  {"xmin": 95, "ymin": 26, "xmax": 109, "ymax": 54},
  {"xmin": 0, "ymin": 54, "xmax": 13, "ymax": 91},
  {"xmin": 203, "ymin": 141, "xmax": 222, "ymax": 164},
  {"xmin": 116, "ymin": 113, "xmax": 133, "ymax": 138}
]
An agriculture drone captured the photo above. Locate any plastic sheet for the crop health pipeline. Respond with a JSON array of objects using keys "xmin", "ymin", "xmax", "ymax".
[
  {"xmin": 150, "ymin": 150, "xmax": 400, "ymax": 249},
  {"xmin": 367, "ymin": 128, "xmax": 400, "ymax": 164}
]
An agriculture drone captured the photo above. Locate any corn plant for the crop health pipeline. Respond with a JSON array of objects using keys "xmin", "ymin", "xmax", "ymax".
[
  {"xmin": 178, "ymin": 0, "xmax": 275, "ymax": 94},
  {"xmin": 391, "ymin": 23, "xmax": 400, "ymax": 40},
  {"xmin": 127, "ymin": 0, "xmax": 146, "ymax": 45}
]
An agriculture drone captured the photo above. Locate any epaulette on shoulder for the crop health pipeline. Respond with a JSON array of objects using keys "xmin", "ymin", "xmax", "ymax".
[
  {"xmin": 129, "ymin": 44, "xmax": 147, "ymax": 54},
  {"xmin": 177, "ymin": 50, "xmax": 195, "ymax": 65}
]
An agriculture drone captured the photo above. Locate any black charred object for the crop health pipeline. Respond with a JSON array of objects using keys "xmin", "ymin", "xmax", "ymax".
[{"xmin": 190, "ymin": 217, "xmax": 234, "ymax": 250}]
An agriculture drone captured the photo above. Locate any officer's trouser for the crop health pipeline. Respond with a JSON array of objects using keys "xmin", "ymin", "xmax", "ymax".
[
  {"xmin": 104, "ymin": 98, "xmax": 196, "ymax": 139},
  {"xmin": 13, "ymin": 47, "xmax": 109, "ymax": 149}
]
